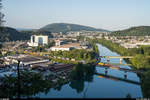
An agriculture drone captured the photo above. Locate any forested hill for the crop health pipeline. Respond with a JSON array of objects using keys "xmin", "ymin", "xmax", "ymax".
[
  {"xmin": 111, "ymin": 26, "xmax": 150, "ymax": 36},
  {"xmin": 0, "ymin": 27, "xmax": 30, "ymax": 42},
  {"xmin": 0, "ymin": 27, "xmax": 52, "ymax": 42},
  {"xmin": 39, "ymin": 23, "xmax": 109, "ymax": 33}
]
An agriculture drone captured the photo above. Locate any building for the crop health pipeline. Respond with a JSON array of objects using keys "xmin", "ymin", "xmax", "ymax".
[
  {"xmin": 55, "ymin": 40, "xmax": 66, "ymax": 46},
  {"xmin": 49, "ymin": 46, "xmax": 73, "ymax": 51},
  {"xmin": 49, "ymin": 43, "xmax": 81, "ymax": 51},
  {"xmin": 27, "ymin": 35, "xmax": 48, "ymax": 47}
]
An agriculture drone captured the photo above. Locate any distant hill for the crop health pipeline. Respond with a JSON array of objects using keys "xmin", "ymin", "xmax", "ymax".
[
  {"xmin": 39, "ymin": 23, "xmax": 109, "ymax": 33},
  {"xmin": 16, "ymin": 28, "xmax": 34, "ymax": 31},
  {"xmin": 111, "ymin": 26, "xmax": 150, "ymax": 36},
  {"xmin": 0, "ymin": 27, "xmax": 53, "ymax": 42}
]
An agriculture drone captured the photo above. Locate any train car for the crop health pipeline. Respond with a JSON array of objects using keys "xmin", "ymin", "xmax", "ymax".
[
  {"xmin": 98, "ymin": 62, "xmax": 105, "ymax": 66},
  {"xmin": 110, "ymin": 65, "xmax": 120, "ymax": 69},
  {"xmin": 104, "ymin": 63, "xmax": 110, "ymax": 67}
]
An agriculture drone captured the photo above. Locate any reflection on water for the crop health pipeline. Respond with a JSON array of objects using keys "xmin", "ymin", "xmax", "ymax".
[
  {"xmin": 35, "ymin": 44, "xmax": 143, "ymax": 98},
  {"xmin": 0, "ymin": 43, "xmax": 143, "ymax": 98}
]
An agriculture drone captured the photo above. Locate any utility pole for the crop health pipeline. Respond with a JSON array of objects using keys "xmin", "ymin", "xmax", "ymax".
[
  {"xmin": 83, "ymin": 82, "xmax": 89, "ymax": 98},
  {"xmin": 17, "ymin": 60, "xmax": 21, "ymax": 99}
]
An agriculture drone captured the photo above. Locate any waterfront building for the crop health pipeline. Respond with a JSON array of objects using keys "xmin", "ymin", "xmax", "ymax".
[{"xmin": 27, "ymin": 35, "xmax": 48, "ymax": 47}]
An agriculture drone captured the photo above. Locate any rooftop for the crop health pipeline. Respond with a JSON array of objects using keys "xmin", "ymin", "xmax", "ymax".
[{"xmin": 51, "ymin": 43, "xmax": 80, "ymax": 48}]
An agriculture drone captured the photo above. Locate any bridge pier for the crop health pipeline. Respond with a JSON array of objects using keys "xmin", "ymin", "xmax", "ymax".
[
  {"xmin": 107, "ymin": 58, "xmax": 110, "ymax": 62},
  {"xmin": 120, "ymin": 58, "xmax": 123, "ymax": 64},
  {"xmin": 124, "ymin": 71, "xmax": 127, "ymax": 79},
  {"xmin": 105, "ymin": 68, "xmax": 108, "ymax": 75}
]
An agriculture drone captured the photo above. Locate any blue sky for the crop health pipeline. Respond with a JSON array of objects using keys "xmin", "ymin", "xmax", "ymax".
[{"xmin": 2, "ymin": 0, "xmax": 150, "ymax": 31}]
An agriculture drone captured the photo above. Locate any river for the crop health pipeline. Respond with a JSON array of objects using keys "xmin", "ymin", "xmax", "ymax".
[{"xmin": 33, "ymin": 43, "xmax": 143, "ymax": 98}]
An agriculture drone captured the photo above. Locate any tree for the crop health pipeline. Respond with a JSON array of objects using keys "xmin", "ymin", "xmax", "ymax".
[
  {"xmin": 0, "ymin": 43, "xmax": 2, "ymax": 48},
  {"xmin": 0, "ymin": 0, "xmax": 5, "ymax": 27},
  {"xmin": 131, "ymin": 54, "xmax": 150, "ymax": 69},
  {"xmin": 141, "ymin": 70, "xmax": 150, "ymax": 98}
]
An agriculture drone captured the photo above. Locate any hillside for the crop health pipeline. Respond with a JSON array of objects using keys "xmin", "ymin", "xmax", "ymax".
[
  {"xmin": 21, "ymin": 30, "xmax": 53, "ymax": 38},
  {"xmin": 111, "ymin": 26, "xmax": 150, "ymax": 36},
  {"xmin": 0, "ymin": 27, "xmax": 52, "ymax": 42},
  {"xmin": 0, "ymin": 27, "xmax": 30, "ymax": 42},
  {"xmin": 39, "ymin": 23, "xmax": 109, "ymax": 33}
]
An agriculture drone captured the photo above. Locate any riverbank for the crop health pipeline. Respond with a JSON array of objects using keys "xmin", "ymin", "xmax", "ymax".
[
  {"xmin": 93, "ymin": 38, "xmax": 150, "ymax": 98},
  {"xmin": 92, "ymin": 38, "xmax": 150, "ymax": 70}
]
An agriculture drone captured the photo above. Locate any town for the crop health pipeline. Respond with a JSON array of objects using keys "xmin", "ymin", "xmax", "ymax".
[
  {"xmin": 0, "ymin": 31, "xmax": 104, "ymax": 83},
  {"xmin": 1, "ymin": 30, "xmax": 150, "ymax": 79}
]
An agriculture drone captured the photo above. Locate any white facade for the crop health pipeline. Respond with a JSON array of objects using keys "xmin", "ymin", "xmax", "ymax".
[
  {"xmin": 55, "ymin": 40, "xmax": 65, "ymax": 46},
  {"xmin": 27, "ymin": 35, "xmax": 48, "ymax": 47},
  {"xmin": 50, "ymin": 47, "xmax": 71, "ymax": 51}
]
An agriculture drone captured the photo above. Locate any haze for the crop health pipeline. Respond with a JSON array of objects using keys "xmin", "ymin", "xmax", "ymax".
[{"xmin": 3, "ymin": 0, "xmax": 150, "ymax": 31}]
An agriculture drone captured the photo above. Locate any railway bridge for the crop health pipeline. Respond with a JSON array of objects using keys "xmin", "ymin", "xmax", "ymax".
[{"xmin": 98, "ymin": 56, "xmax": 133, "ymax": 63}]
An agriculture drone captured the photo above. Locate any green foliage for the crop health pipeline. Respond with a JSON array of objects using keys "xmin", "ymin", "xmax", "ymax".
[
  {"xmin": 88, "ymin": 39, "xmax": 100, "ymax": 55},
  {"xmin": 0, "ymin": 43, "xmax": 2, "ymax": 48},
  {"xmin": 141, "ymin": 70, "xmax": 150, "ymax": 98},
  {"xmin": 131, "ymin": 54, "xmax": 150, "ymax": 70},
  {"xmin": 111, "ymin": 26, "xmax": 150, "ymax": 36},
  {"xmin": 49, "ymin": 49, "xmax": 97, "ymax": 63},
  {"xmin": 93, "ymin": 38, "xmax": 150, "ymax": 98},
  {"xmin": 5, "ymin": 51, "xmax": 16, "ymax": 56},
  {"xmin": 95, "ymin": 38, "xmax": 150, "ymax": 70},
  {"xmin": 0, "ymin": 27, "xmax": 29, "ymax": 42},
  {"xmin": 21, "ymin": 30, "xmax": 53, "ymax": 38},
  {"xmin": 0, "ymin": 70, "xmax": 52, "ymax": 98},
  {"xmin": 50, "ymin": 58, "xmax": 78, "ymax": 64},
  {"xmin": 0, "ymin": 43, "xmax": 2, "ymax": 56},
  {"xmin": 32, "ymin": 41, "xmax": 55, "ymax": 52},
  {"xmin": 0, "ymin": 27, "xmax": 53, "ymax": 42},
  {"xmin": 96, "ymin": 38, "xmax": 131, "ymax": 56}
]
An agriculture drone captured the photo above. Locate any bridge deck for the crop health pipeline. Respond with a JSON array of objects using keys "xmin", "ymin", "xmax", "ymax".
[
  {"xmin": 99, "ymin": 56, "xmax": 133, "ymax": 59},
  {"xmin": 105, "ymin": 63, "xmax": 132, "ymax": 66},
  {"xmin": 96, "ymin": 65, "xmax": 144, "ymax": 74}
]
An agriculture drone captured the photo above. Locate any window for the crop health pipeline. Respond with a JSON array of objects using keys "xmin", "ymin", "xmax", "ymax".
[{"xmin": 38, "ymin": 37, "xmax": 43, "ymax": 45}]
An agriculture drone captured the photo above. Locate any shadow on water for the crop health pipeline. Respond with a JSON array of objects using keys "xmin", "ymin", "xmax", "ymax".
[{"xmin": 0, "ymin": 63, "xmax": 95, "ymax": 98}]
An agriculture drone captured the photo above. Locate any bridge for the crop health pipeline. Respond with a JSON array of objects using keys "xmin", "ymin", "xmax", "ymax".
[
  {"xmin": 99, "ymin": 56, "xmax": 133, "ymax": 59},
  {"xmin": 95, "ymin": 72, "xmax": 141, "ymax": 85},
  {"xmin": 96, "ymin": 65, "xmax": 145, "ymax": 74},
  {"xmin": 104, "ymin": 63, "xmax": 132, "ymax": 66},
  {"xmin": 98, "ymin": 56, "xmax": 133, "ymax": 63}
]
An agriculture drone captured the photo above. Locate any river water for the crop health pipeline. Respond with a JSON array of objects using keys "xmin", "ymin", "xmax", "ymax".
[{"xmin": 34, "ymin": 44, "xmax": 143, "ymax": 98}]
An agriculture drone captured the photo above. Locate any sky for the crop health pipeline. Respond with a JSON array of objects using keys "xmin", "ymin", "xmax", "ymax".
[{"xmin": 2, "ymin": 0, "xmax": 150, "ymax": 31}]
